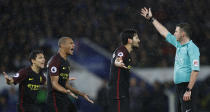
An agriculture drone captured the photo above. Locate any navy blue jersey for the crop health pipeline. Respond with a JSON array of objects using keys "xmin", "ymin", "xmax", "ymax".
[
  {"xmin": 108, "ymin": 45, "xmax": 132, "ymax": 99},
  {"xmin": 47, "ymin": 53, "xmax": 71, "ymax": 97},
  {"xmin": 47, "ymin": 53, "xmax": 77, "ymax": 112},
  {"xmin": 13, "ymin": 67, "xmax": 46, "ymax": 105}
]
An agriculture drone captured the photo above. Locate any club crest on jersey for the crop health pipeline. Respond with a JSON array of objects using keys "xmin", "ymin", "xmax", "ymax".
[
  {"xmin": 51, "ymin": 66, "xmax": 57, "ymax": 73},
  {"xmin": 118, "ymin": 52, "xmax": 123, "ymax": 57},
  {"xmin": 193, "ymin": 60, "xmax": 199, "ymax": 66},
  {"xmin": 14, "ymin": 73, "xmax": 19, "ymax": 77}
]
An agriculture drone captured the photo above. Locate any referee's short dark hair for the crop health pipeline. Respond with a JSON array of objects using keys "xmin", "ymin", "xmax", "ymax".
[
  {"xmin": 120, "ymin": 29, "xmax": 138, "ymax": 45},
  {"xmin": 29, "ymin": 50, "xmax": 44, "ymax": 64},
  {"xmin": 176, "ymin": 23, "xmax": 192, "ymax": 38}
]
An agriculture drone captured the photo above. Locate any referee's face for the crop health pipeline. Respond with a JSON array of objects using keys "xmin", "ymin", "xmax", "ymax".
[{"xmin": 174, "ymin": 27, "xmax": 182, "ymax": 42}]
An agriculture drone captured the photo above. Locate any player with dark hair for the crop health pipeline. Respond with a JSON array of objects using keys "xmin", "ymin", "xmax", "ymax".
[
  {"xmin": 141, "ymin": 7, "xmax": 200, "ymax": 112},
  {"xmin": 108, "ymin": 29, "xmax": 140, "ymax": 112},
  {"xmin": 47, "ymin": 37, "xmax": 94, "ymax": 112},
  {"xmin": 3, "ymin": 50, "xmax": 46, "ymax": 112}
]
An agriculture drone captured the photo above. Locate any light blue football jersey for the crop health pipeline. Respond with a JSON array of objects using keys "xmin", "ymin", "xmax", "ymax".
[{"xmin": 166, "ymin": 33, "xmax": 200, "ymax": 84}]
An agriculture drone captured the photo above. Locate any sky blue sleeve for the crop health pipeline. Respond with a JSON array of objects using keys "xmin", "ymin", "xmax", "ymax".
[
  {"xmin": 188, "ymin": 45, "xmax": 200, "ymax": 71},
  {"xmin": 166, "ymin": 32, "xmax": 180, "ymax": 48}
]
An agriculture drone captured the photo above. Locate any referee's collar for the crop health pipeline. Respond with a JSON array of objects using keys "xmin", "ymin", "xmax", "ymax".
[{"xmin": 181, "ymin": 40, "xmax": 192, "ymax": 46}]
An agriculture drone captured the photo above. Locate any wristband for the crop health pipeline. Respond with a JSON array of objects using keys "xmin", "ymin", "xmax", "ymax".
[
  {"xmin": 149, "ymin": 17, "xmax": 155, "ymax": 23},
  {"xmin": 186, "ymin": 88, "xmax": 191, "ymax": 92}
]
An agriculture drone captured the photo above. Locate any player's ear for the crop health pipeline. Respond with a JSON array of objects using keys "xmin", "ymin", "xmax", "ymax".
[
  {"xmin": 60, "ymin": 43, "xmax": 64, "ymax": 48},
  {"xmin": 31, "ymin": 59, "xmax": 35, "ymax": 64},
  {"xmin": 128, "ymin": 38, "xmax": 132, "ymax": 44},
  {"xmin": 183, "ymin": 31, "xmax": 187, "ymax": 37}
]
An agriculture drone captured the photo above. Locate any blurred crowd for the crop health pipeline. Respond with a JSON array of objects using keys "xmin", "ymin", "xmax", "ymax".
[{"xmin": 0, "ymin": 0, "xmax": 210, "ymax": 72}]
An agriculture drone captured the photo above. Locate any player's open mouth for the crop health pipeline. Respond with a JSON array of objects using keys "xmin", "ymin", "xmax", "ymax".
[{"xmin": 70, "ymin": 48, "xmax": 74, "ymax": 52}]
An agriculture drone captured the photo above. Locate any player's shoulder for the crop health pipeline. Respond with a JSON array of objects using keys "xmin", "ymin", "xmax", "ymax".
[
  {"xmin": 113, "ymin": 46, "xmax": 123, "ymax": 58},
  {"xmin": 187, "ymin": 41, "xmax": 200, "ymax": 55},
  {"xmin": 116, "ymin": 45, "xmax": 125, "ymax": 51},
  {"xmin": 116, "ymin": 46, "xmax": 128, "ymax": 54},
  {"xmin": 188, "ymin": 41, "xmax": 199, "ymax": 50},
  {"xmin": 48, "ymin": 54, "xmax": 61, "ymax": 64},
  {"xmin": 16, "ymin": 67, "xmax": 30, "ymax": 77},
  {"xmin": 18, "ymin": 67, "xmax": 30, "ymax": 73}
]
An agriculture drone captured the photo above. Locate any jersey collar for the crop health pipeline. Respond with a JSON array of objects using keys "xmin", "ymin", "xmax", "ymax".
[{"xmin": 181, "ymin": 40, "xmax": 192, "ymax": 46}]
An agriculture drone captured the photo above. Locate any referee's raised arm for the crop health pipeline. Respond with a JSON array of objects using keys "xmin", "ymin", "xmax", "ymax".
[{"xmin": 140, "ymin": 7, "xmax": 169, "ymax": 38}]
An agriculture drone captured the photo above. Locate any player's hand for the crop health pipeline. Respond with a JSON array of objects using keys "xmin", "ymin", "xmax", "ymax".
[
  {"xmin": 140, "ymin": 7, "xmax": 153, "ymax": 19},
  {"xmin": 183, "ymin": 91, "xmax": 191, "ymax": 101},
  {"xmin": 67, "ymin": 90, "xmax": 78, "ymax": 99},
  {"xmin": 114, "ymin": 57, "xmax": 128, "ymax": 69},
  {"xmin": 69, "ymin": 77, "xmax": 77, "ymax": 81},
  {"xmin": 3, "ymin": 72, "xmax": 12, "ymax": 84},
  {"xmin": 83, "ymin": 94, "xmax": 94, "ymax": 104}
]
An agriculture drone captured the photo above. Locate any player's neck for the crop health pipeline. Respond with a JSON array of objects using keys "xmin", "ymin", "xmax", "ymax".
[
  {"xmin": 31, "ymin": 65, "xmax": 40, "ymax": 74},
  {"xmin": 59, "ymin": 49, "xmax": 67, "ymax": 60},
  {"xmin": 180, "ymin": 37, "xmax": 190, "ymax": 45},
  {"xmin": 124, "ymin": 44, "xmax": 132, "ymax": 53}
]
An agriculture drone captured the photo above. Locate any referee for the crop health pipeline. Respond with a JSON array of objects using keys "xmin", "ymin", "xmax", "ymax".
[{"xmin": 141, "ymin": 8, "xmax": 200, "ymax": 112}]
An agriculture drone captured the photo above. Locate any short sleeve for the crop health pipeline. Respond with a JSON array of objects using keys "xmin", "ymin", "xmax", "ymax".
[
  {"xmin": 115, "ymin": 49, "xmax": 126, "ymax": 62},
  {"xmin": 13, "ymin": 68, "xmax": 27, "ymax": 85},
  {"xmin": 188, "ymin": 45, "xmax": 200, "ymax": 71},
  {"xmin": 48, "ymin": 57, "xmax": 60, "ymax": 76},
  {"xmin": 166, "ymin": 32, "xmax": 181, "ymax": 48}
]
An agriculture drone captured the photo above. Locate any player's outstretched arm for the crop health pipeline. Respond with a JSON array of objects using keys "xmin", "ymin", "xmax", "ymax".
[
  {"xmin": 3, "ymin": 72, "xmax": 14, "ymax": 85},
  {"xmin": 69, "ymin": 77, "xmax": 77, "ymax": 81},
  {"xmin": 83, "ymin": 93, "xmax": 94, "ymax": 104},
  {"xmin": 65, "ymin": 81, "xmax": 94, "ymax": 104},
  {"xmin": 114, "ymin": 57, "xmax": 128, "ymax": 69},
  {"xmin": 140, "ymin": 7, "xmax": 169, "ymax": 38}
]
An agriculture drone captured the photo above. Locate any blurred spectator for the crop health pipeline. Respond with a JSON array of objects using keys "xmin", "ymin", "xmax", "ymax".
[
  {"xmin": 150, "ymin": 81, "xmax": 168, "ymax": 112},
  {"xmin": 96, "ymin": 80, "xmax": 109, "ymax": 112},
  {"xmin": 7, "ymin": 87, "xmax": 18, "ymax": 112},
  {"xmin": 0, "ymin": 89, "xmax": 9, "ymax": 112},
  {"xmin": 129, "ymin": 77, "xmax": 141, "ymax": 112}
]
